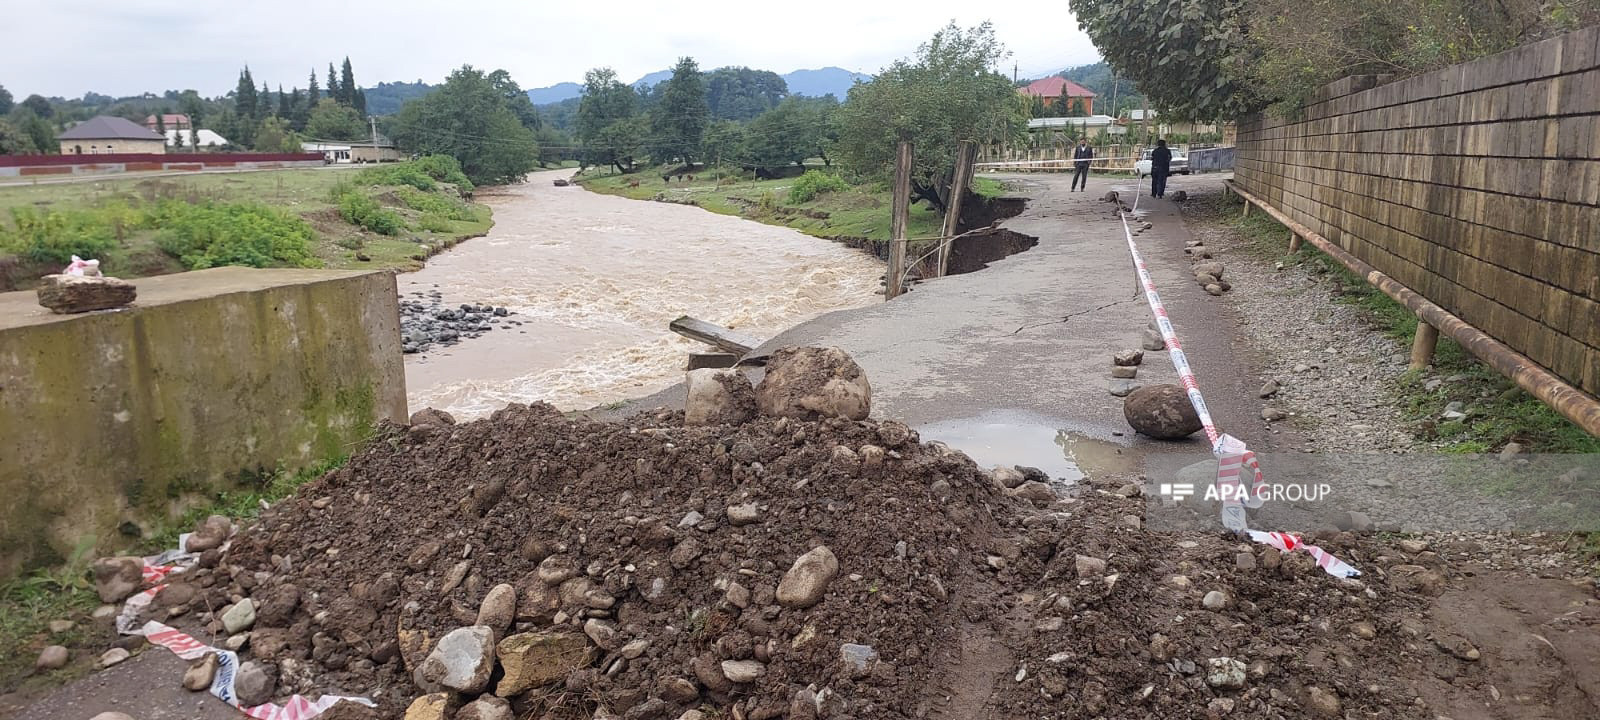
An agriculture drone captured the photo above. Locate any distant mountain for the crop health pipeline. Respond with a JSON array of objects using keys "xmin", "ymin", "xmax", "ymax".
[
  {"xmin": 527, "ymin": 81, "xmax": 582, "ymax": 105},
  {"xmin": 783, "ymin": 67, "xmax": 870, "ymax": 98},
  {"xmin": 526, "ymin": 65, "xmax": 872, "ymax": 107}
]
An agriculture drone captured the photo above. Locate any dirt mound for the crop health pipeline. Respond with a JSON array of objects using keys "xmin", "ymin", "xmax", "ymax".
[{"xmin": 144, "ymin": 398, "xmax": 1466, "ymax": 719}]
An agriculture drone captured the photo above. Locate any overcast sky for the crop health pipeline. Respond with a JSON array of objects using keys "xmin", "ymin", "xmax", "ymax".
[{"xmin": 8, "ymin": 1, "xmax": 1101, "ymax": 99}]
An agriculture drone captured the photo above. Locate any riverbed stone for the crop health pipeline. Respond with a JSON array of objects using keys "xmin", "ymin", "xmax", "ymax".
[
  {"xmin": 183, "ymin": 653, "xmax": 220, "ymax": 691},
  {"xmin": 1110, "ymin": 366, "xmax": 1138, "ymax": 379},
  {"xmin": 685, "ymin": 369, "xmax": 757, "ymax": 426},
  {"xmin": 223, "ymin": 599, "xmax": 256, "ymax": 634},
  {"xmin": 457, "ymin": 696, "xmax": 513, "ymax": 720},
  {"xmin": 755, "ymin": 347, "xmax": 872, "ymax": 421},
  {"xmin": 777, "ymin": 546, "xmax": 839, "ymax": 609},
  {"xmin": 1123, "ymin": 384, "xmax": 1202, "ymax": 440},
  {"xmin": 235, "ymin": 661, "xmax": 276, "ymax": 705},
  {"xmin": 496, "ymin": 630, "xmax": 594, "ymax": 696},
  {"xmin": 36, "ymin": 645, "xmax": 68, "ymax": 671},
  {"xmin": 92, "ymin": 556, "xmax": 144, "ymax": 602},
  {"xmin": 414, "ymin": 626, "xmax": 494, "ymax": 694}
]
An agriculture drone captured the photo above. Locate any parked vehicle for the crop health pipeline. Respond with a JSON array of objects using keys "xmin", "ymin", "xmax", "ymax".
[{"xmin": 1136, "ymin": 149, "xmax": 1190, "ymax": 178}]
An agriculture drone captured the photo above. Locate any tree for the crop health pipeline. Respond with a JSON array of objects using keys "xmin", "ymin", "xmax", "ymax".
[
  {"xmin": 1068, "ymin": 0, "xmax": 1260, "ymax": 118},
  {"xmin": 835, "ymin": 21, "xmax": 1026, "ymax": 212},
  {"xmin": 10, "ymin": 109, "xmax": 56, "ymax": 154},
  {"xmin": 487, "ymin": 70, "xmax": 541, "ymax": 129},
  {"xmin": 340, "ymin": 57, "xmax": 356, "ymax": 107},
  {"xmin": 575, "ymin": 68, "xmax": 640, "ymax": 172},
  {"xmin": 235, "ymin": 67, "xmax": 258, "ymax": 120},
  {"xmin": 1069, "ymin": 97, "xmax": 1087, "ymax": 117},
  {"xmin": 173, "ymin": 125, "xmax": 187, "ymax": 150},
  {"xmin": 156, "ymin": 113, "xmax": 168, "ymax": 140},
  {"xmin": 0, "ymin": 85, "xmax": 13, "ymax": 115},
  {"xmin": 1029, "ymin": 94, "xmax": 1047, "ymax": 118},
  {"xmin": 650, "ymin": 57, "xmax": 709, "ymax": 165},
  {"xmin": 252, "ymin": 117, "xmax": 301, "ymax": 153},
  {"xmin": 0, "ymin": 118, "xmax": 31, "ymax": 153},
  {"xmin": 595, "ymin": 116, "xmax": 647, "ymax": 173},
  {"xmin": 743, "ymin": 98, "xmax": 813, "ymax": 169},
  {"xmin": 354, "ymin": 88, "xmax": 366, "ymax": 116},
  {"xmin": 706, "ymin": 67, "xmax": 789, "ymax": 121},
  {"xmin": 305, "ymin": 98, "xmax": 366, "ymax": 140},
  {"xmin": 259, "ymin": 82, "xmax": 272, "ymax": 119},
  {"xmin": 1056, "ymin": 84, "xmax": 1072, "ymax": 116},
  {"xmin": 21, "ymin": 94, "xmax": 52, "ymax": 118},
  {"xmin": 700, "ymin": 120, "xmax": 747, "ymax": 166},
  {"xmin": 327, "ymin": 64, "xmax": 339, "ymax": 104},
  {"xmin": 388, "ymin": 65, "xmax": 540, "ymax": 184},
  {"xmin": 178, "ymin": 90, "xmax": 205, "ymax": 130},
  {"xmin": 278, "ymin": 85, "xmax": 290, "ymax": 118},
  {"xmin": 307, "ymin": 69, "xmax": 321, "ymax": 106}
]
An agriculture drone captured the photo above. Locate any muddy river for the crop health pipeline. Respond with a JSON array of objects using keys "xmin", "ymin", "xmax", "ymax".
[{"xmin": 401, "ymin": 169, "xmax": 883, "ymax": 419}]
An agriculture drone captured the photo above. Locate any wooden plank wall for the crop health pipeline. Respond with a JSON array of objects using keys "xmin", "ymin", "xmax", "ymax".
[{"xmin": 1235, "ymin": 25, "xmax": 1600, "ymax": 395}]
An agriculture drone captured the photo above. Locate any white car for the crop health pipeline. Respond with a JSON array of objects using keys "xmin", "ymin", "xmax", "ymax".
[{"xmin": 1136, "ymin": 149, "xmax": 1190, "ymax": 178}]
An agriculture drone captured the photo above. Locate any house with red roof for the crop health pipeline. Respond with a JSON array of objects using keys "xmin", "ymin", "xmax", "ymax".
[
  {"xmin": 1020, "ymin": 77, "xmax": 1097, "ymax": 115},
  {"xmin": 144, "ymin": 113, "xmax": 192, "ymax": 131}
]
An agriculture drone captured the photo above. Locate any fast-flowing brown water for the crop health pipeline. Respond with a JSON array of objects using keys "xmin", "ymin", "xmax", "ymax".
[{"xmin": 401, "ymin": 169, "xmax": 882, "ymax": 419}]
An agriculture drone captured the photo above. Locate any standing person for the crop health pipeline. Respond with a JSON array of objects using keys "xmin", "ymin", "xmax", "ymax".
[
  {"xmin": 1151, "ymin": 139, "xmax": 1172, "ymax": 199},
  {"xmin": 1071, "ymin": 138, "xmax": 1093, "ymax": 192}
]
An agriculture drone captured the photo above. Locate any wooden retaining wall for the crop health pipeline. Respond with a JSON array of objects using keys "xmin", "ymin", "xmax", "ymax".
[{"xmin": 1234, "ymin": 25, "xmax": 1600, "ymax": 395}]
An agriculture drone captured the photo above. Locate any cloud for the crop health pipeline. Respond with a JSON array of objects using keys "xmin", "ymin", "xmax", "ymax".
[{"xmin": 7, "ymin": 1, "xmax": 1101, "ymax": 98}]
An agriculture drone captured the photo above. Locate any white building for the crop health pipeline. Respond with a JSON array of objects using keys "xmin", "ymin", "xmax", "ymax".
[{"xmin": 164, "ymin": 129, "xmax": 229, "ymax": 149}]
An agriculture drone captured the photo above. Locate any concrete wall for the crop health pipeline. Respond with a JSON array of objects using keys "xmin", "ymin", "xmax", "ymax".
[
  {"xmin": 1235, "ymin": 25, "xmax": 1600, "ymax": 395},
  {"xmin": 0, "ymin": 268, "xmax": 406, "ymax": 578},
  {"xmin": 0, "ymin": 152, "xmax": 326, "ymax": 179},
  {"xmin": 1187, "ymin": 146, "xmax": 1235, "ymax": 173}
]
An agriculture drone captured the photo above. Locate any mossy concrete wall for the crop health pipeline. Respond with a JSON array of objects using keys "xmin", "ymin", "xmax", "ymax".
[{"xmin": 0, "ymin": 267, "xmax": 406, "ymax": 578}]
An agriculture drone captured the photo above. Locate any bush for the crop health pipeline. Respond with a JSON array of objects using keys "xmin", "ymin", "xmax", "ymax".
[
  {"xmin": 788, "ymin": 170, "xmax": 850, "ymax": 203},
  {"xmin": 412, "ymin": 155, "xmax": 474, "ymax": 191},
  {"xmin": 355, "ymin": 164, "xmax": 435, "ymax": 192},
  {"xmin": 335, "ymin": 191, "xmax": 405, "ymax": 235},
  {"xmin": 0, "ymin": 207, "xmax": 118, "ymax": 265},
  {"xmin": 417, "ymin": 213, "xmax": 455, "ymax": 233},
  {"xmin": 396, "ymin": 187, "xmax": 482, "ymax": 222},
  {"xmin": 152, "ymin": 202, "xmax": 318, "ymax": 269}
]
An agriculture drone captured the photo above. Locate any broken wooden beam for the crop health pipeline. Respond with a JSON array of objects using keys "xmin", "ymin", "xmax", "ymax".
[
  {"xmin": 669, "ymin": 316, "xmax": 763, "ymax": 356},
  {"xmin": 686, "ymin": 352, "xmax": 739, "ymax": 370}
]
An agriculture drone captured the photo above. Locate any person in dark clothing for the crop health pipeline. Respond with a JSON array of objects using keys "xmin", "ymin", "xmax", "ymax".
[
  {"xmin": 1150, "ymin": 139, "xmax": 1172, "ymax": 198},
  {"xmin": 1071, "ymin": 139, "xmax": 1093, "ymax": 192}
]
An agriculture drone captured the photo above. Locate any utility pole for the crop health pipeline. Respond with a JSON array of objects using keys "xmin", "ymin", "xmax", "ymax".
[
  {"xmin": 886, "ymin": 142, "xmax": 913, "ymax": 300},
  {"xmin": 937, "ymin": 140, "xmax": 976, "ymax": 278},
  {"xmin": 370, "ymin": 116, "xmax": 379, "ymax": 159},
  {"xmin": 1013, "ymin": 62, "xmax": 1018, "ymax": 85}
]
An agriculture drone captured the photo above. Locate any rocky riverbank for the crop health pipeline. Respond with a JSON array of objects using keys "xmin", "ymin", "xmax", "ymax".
[{"xmin": 399, "ymin": 290, "xmax": 520, "ymax": 355}]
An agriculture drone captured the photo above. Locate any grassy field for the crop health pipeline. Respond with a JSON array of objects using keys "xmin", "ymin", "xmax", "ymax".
[
  {"xmin": 0, "ymin": 163, "xmax": 492, "ymax": 289},
  {"xmin": 577, "ymin": 166, "xmax": 1006, "ymax": 251}
]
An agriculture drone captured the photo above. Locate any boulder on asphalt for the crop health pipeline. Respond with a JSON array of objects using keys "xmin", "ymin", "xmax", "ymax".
[
  {"xmin": 1193, "ymin": 262, "xmax": 1225, "ymax": 280},
  {"xmin": 184, "ymin": 514, "xmax": 233, "ymax": 553},
  {"xmin": 1142, "ymin": 325, "xmax": 1166, "ymax": 351},
  {"xmin": 1113, "ymin": 349, "xmax": 1144, "ymax": 366},
  {"xmin": 1108, "ymin": 380, "xmax": 1140, "ymax": 398},
  {"xmin": 409, "ymin": 408, "xmax": 456, "ymax": 427},
  {"xmin": 235, "ymin": 661, "xmax": 277, "ymax": 706},
  {"xmin": 93, "ymin": 556, "xmax": 144, "ymax": 602},
  {"xmin": 1110, "ymin": 366, "xmax": 1137, "ymax": 379},
  {"xmin": 35, "ymin": 274, "xmax": 136, "ymax": 314},
  {"xmin": 457, "ymin": 696, "xmax": 513, "ymax": 720},
  {"xmin": 754, "ymin": 347, "xmax": 871, "ymax": 421},
  {"xmin": 183, "ymin": 652, "xmax": 219, "ymax": 691},
  {"xmin": 776, "ymin": 546, "xmax": 840, "ymax": 609},
  {"xmin": 1123, "ymin": 384, "xmax": 1203, "ymax": 440},
  {"xmin": 685, "ymin": 368, "xmax": 757, "ymax": 426},
  {"xmin": 1205, "ymin": 284, "xmax": 1225, "ymax": 296},
  {"xmin": 36, "ymin": 645, "xmax": 68, "ymax": 671},
  {"xmin": 414, "ymin": 625, "xmax": 494, "ymax": 694},
  {"xmin": 495, "ymin": 630, "xmax": 595, "ymax": 697}
]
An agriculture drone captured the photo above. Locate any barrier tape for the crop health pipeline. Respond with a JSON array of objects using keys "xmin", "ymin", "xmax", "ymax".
[
  {"xmin": 1114, "ymin": 200, "xmax": 1360, "ymax": 579},
  {"xmin": 111, "ymin": 549, "xmax": 374, "ymax": 719}
]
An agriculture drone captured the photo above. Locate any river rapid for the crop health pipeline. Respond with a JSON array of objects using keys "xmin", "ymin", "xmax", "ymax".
[{"xmin": 400, "ymin": 169, "xmax": 883, "ymax": 419}]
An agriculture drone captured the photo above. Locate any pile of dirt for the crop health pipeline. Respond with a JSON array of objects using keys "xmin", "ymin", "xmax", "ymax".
[{"xmin": 135, "ymin": 358, "xmax": 1471, "ymax": 719}]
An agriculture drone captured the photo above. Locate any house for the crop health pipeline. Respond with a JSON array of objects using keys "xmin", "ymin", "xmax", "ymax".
[
  {"xmin": 144, "ymin": 113, "xmax": 192, "ymax": 131},
  {"xmin": 163, "ymin": 128, "xmax": 230, "ymax": 149},
  {"xmin": 1119, "ymin": 109, "xmax": 1221, "ymax": 138},
  {"xmin": 1028, "ymin": 115, "xmax": 1118, "ymax": 137},
  {"xmin": 301, "ymin": 133, "xmax": 401, "ymax": 164},
  {"xmin": 1020, "ymin": 77, "xmax": 1097, "ymax": 115},
  {"xmin": 58, "ymin": 116, "xmax": 168, "ymax": 155}
]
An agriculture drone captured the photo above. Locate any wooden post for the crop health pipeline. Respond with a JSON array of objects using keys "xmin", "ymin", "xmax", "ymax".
[
  {"xmin": 1241, "ymin": 199, "xmax": 1251, "ymax": 219},
  {"xmin": 1288, "ymin": 231, "xmax": 1302, "ymax": 253},
  {"xmin": 887, "ymin": 141, "xmax": 913, "ymax": 300},
  {"xmin": 937, "ymin": 140, "xmax": 976, "ymax": 278},
  {"xmin": 1410, "ymin": 321, "xmax": 1439, "ymax": 370}
]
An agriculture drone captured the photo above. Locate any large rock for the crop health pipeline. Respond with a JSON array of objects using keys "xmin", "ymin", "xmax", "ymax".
[
  {"xmin": 777, "ymin": 546, "xmax": 839, "ymax": 609},
  {"xmin": 684, "ymin": 369, "xmax": 757, "ymax": 426},
  {"xmin": 1123, "ymin": 384, "xmax": 1202, "ymax": 440},
  {"xmin": 92, "ymin": 556, "xmax": 143, "ymax": 603},
  {"xmin": 754, "ymin": 347, "xmax": 871, "ymax": 421},
  {"xmin": 235, "ymin": 661, "xmax": 277, "ymax": 706},
  {"xmin": 36, "ymin": 645, "xmax": 68, "ymax": 671},
  {"xmin": 35, "ymin": 274, "xmax": 137, "ymax": 314},
  {"xmin": 476, "ymin": 583, "xmax": 517, "ymax": 633},
  {"xmin": 457, "ymin": 696, "xmax": 513, "ymax": 720},
  {"xmin": 414, "ymin": 626, "xmax": 495, "ymax": 694},
  {"xmin": 184, "ymin": 514, "xmax": 233, "ymax": 553},
  {"xmin": 409, "ymin": 408, "xmax": 456, "ymax": 427},
  {"xmin": 404, "ymin": 693, "xmax": 451, "ymax": 720},
  {"xmin": 222, "ymin": 598, "xmax": 256, "ymax": 634},
  {"xmin": 183, "ymin": 653, "xmax": 219, "ymax": 691},
  {"xmin": 495, "ymin": 630, "xmax": 595, "ymax": 697}
]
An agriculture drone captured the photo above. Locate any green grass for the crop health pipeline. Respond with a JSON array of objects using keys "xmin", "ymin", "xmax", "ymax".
[
  {"xmin": 0, "ymin": 457, "xmax": 345, "ymax": 695},
  {"xmin": 1218, "ymin": 195, "xmax": 1600, "ymax": 455}
]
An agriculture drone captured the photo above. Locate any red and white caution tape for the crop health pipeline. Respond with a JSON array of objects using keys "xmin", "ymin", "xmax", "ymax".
[
  {"xmin": 1116, "ymin": 205, "xmax": 1360, "ymax": 579},
  {"xmin": 113, "ymin": 554, "xmax": 374, "ymax": 720}
]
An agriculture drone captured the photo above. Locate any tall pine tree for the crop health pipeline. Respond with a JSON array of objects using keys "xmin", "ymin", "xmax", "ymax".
[
  {"xmin": 235, "ymin": 67, "xmax": 258, "ymax": 120},
  {"xmin": 652, "ymin": 57, "xmax": 709, "ymax": 165},
  {"xmin": 278, "ymin": 85, "xmax": 290, "ymax": 118},
  {"xmin": 327, "ymin": 64, "xmax": 339, "ymax": 104},
  {"xmin": 339, "ymin": 57, "xmax": 356, "ymax": 107},
  {"xmin": 307, "ymin": 69, "xmax": 321, "ymax": 105},
  {"xmin": 260, "ymin": 82, "xmax": 271, "ymax": 119}
]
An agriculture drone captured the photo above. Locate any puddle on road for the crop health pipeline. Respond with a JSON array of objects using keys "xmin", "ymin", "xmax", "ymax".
[{"xmin": 916, "ymin": 410, "xmax": 1133, "ymax": 485}]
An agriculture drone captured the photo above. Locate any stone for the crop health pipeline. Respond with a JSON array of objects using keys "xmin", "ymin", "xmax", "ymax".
[
  {"xmin": 457, "ymin": 696, "xmax": 514, "ymax": 720},
  {"xmin": 678, "ymin": 712, "xmax": 706, "ymax": 720},
  {"xmin": 36, "ymin": 645, "xmax": 68, "ymax": 670},
  {"xmin": 684, "ymin": 369, "xmax": 757, "ymax": 426},
  {"xmin": 476, "ymin": 584, "xmax": 517, "ymax": 633},
  {"xmin": 991, "ymin": 466, "xmax": 1026, "ymax": 489},
  {"xmin": 1205, "ymin": 657, "xmax": 1247, "ymax": 689},
  {"xmin": 1110, "ymin": 365, "xmax": 1138, "ymax": 379},
  {"xmin": 1205, "ymin": 284, "xmax": 1225, "ymax": 296},
  {"xmin": 1074, "ymin": 555, "xmax": 1107, "ymax": 579},
  {"xmin": 35, "ymin": 274, "xmax": 137, "ymax": 314},
  {"xmin": 496, "ymin": 630, "xmax": 594, "ymax": 696},
  {"xmin": 754, "ymin": 346, "xmax": 871, "ymax": 421},
  {"xmin": 1332, "ymin": 511, "xmax": 1374, "ymax": 533},
  {"xmin": 185, "ymin": 514, "xmax": 234, "ymax": 553},
  {"xmin": 726, "ymin": 503, "xmax": 763, "ymax": 526},
  {"xmin": 404, "ymin": 693, "xmax": 450, "ymax": 720},
  {"xmin": 1123, "ymin": 384, "xmax": 1203, "ymax": 440},
  {"xmin": 415, "ymin": 626, "xmax": 494, "ymax": 694},
  {"xmin": 1113, "ymin": 349, "xmax": 1144, "ymax": 366},
  {"xmin": 92, "ymin": 556, "xmax": 144, "ymax": 603},
  {"xmin": 1234, "ymin": 553, "xmax": 1256, "ymax": 570},
  {"xmin": 1259, "ymin": 379, "xmax": 1281, "ymax": 398},
  {"xmin": 725, "ymin": 581, "xmax": 751, "ymax": 608},
  {"xmin": 1397, "ymin": 539, "xmax": 1429, "ymax": 554},
  {"xmin": 1306, "ymin": 686, "xmax": 1343, "ymax": 717},
  {"xmin": 89, "ymin": 715, "xmax": 135, "ymax": 720},
  {"xmin": 1008, "ymin": 481, "xmax": 1056, "ymax": 504},
  {"xmin": 538, "ymin": 555, "xmax": 578, "ymax": 585},
  {"xmin": 777, "ymin": 546, "xmax": 839, "ymax": 609},
  {"xmin": 660, "ymin": 676, "xmax": 700, "ymax": 703},
  {"xmin": 47, "ymin": 619, "xmax": 75, "ymax": 634},
  {"xmin": 840, "ymin": 643, "xmax": 878, "ymax": 677},
  {"xmin": 584, "ymin": 619, "xmax": 621, "ymax": 651},
  {"xmin": 1499, "ymin": 442, "xmax": 1525, "ymax": 459},
  {"xmin": 1350, "ymin": 621, "xmax": 1377, "ymax": 640},
  {"xmin": 235, "ymin": 661, "xmax": 277, "ymax": 706},
  {"xmin": 183, "ymin": 652, "xmax": 219, "ymax": 691},
  {"xmin": 100, "ymin": 647, "xmax": 130, "ymax": 667},
  {"xmin": 253, "ymin": 584, "xmax": 300, "ymax": 627},
  {"xmin": 1435, "ymin": 634, "xmax": 1481, "ymax": 661},
  {"xmin": 1260, "ymin": 407, "xmax": 1288, "ymax": 422},
  {"xmin": 1193, "ymin": 262, "xmax": 1225, "ymax": 280},
  {"xmin": 720, "ymin": 659, "xmax": 767, "ymax": 683},
  {"xmin": 1142, "ymin": 325, "xmax": 1166, "ymax": 351},
  {"xmin": 1108, "ymin": 380, "xmax": 1140, "ymax": 397},
  {"xmin": 1202, "ymin": 591, "xmax": 1230, "ymax": 610},
  {"xmin": 222, "ymin": 599, "xmax": 257, "ymax": 634},
  {"xmin": 409, "ymin": 408, "xmax": 456, "ymax": 427}
]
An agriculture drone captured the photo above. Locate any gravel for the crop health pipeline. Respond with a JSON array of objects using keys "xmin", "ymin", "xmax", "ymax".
[{"xmin": 399, "ymin": 290, "xmax": 518, "ymax": 355}]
